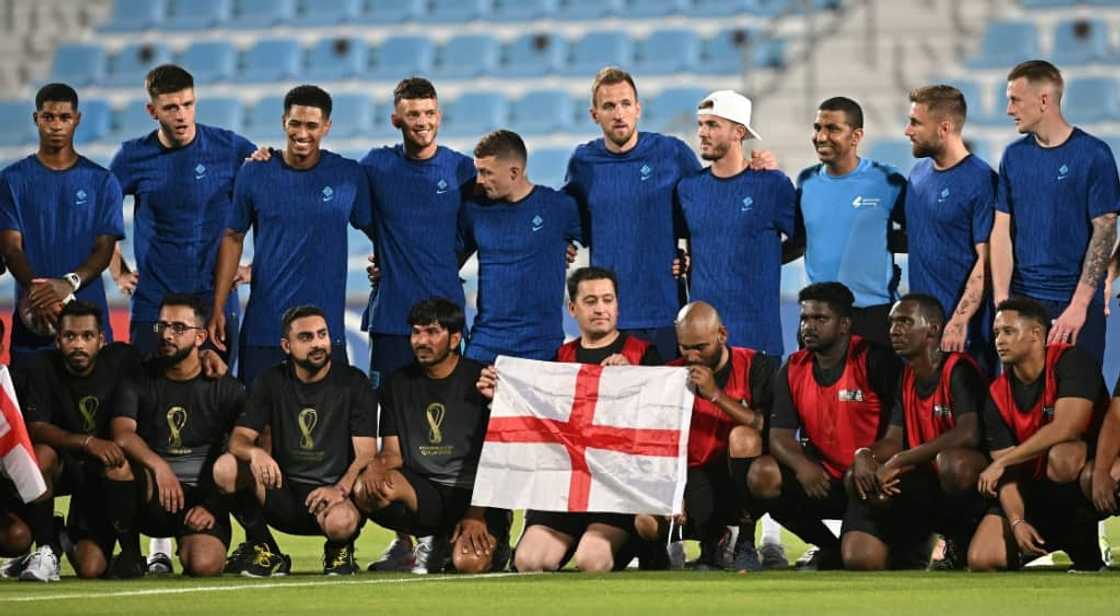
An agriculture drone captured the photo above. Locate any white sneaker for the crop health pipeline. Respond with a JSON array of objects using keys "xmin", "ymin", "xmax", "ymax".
[
  {"xmin": 18, "ymin": 546, "xmax": 60, "ymax": 582},
  {"xmin": 411, "ymin": 535, "xmax": 449, "ymax": 575},
  {"xmin": 367, "ymin": 536, "xmax": 415, "ymax": 572},
  {"xmin": 668, "ymin": 541, "xmax": 687, "ymax": 570},
  {"xmin": 147, "ymin": 551, "xmax": 173, "ymax": 575},
  {"xmin": 0, "ymin": 553, "xmax": 30, "ymax": 579}
]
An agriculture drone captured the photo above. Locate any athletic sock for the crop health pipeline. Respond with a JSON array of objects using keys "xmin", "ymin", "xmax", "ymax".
[
  {"xmin": 760, "ymin": 515, "xmax": 782, "ymax": 546},
  {"xmin": 149, "ymin": 537, "xmax": 173, "ymax": 557},
  {"xmin": 727, "ymin": 457, "xmax": 754, "ymax": 513},
  {"xmin": 105, "ymin": 477, "xmax": 141, "ymax": 557},
  {"xmin": 25, "ymin": 499, "xmax": 59, "ymax": 555},
  {"xmin": 228, "ymin": 490, "xmax": 280, "ymax": 553}
]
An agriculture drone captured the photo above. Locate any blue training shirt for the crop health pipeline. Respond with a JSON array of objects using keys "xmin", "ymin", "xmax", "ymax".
[
  {"xmin": 459, "ymin": 185, "xmax": 582, "ymax": 363},
  {"xmin": 229, "ymin": 150, "xmax": 372, "ymax": 347},
  {"xmin": 678, "ymin": 167, "xmax": 796, "ymax": 356},
  {"xmin": 564, "ymin": 132, "xmax": 702, "ymax": 330},
  {"xmin": 0, "ymin": 155, "xmax": 124, "ymax": 349},
  {"xmin": 796, "ymin": 158, "xmax": 907, "ymax": 308},
  {"xmin": 996, "ymin": 128, "xmax": 1120, "ymax": 303},
  {"xmin": 360, "ymin": 145, "xmax": 476, "ymax": 336},
  {"xmin": 110, "ymin": 124, "xmax": 256, "ymax": 322}
]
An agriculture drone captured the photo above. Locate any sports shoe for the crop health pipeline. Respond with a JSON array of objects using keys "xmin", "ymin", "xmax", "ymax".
[
  {"xmin": 224, "ymin": 541, "xmax": 255, "ymax": 574},
  {"xmin": 795, "ymin": 545, "xmax": 841, "ymax": 571},
  {"xmin": 668, "ymin": 541, "xmax": 687, "ymax": 570},
  {"xmin": 717, "ymin": 526, "xmax": 737, "ymax": 570},
  {"xmin": 147, "ymin": 551, "xmax": 173, "ymax": 575},
  {"xmin": 367, "ymin": 536, "xmax": 415, "ymax": 572},
  {"xmin": 490, "ymin": 537, "xmax": 512, "ymax": 572},
  {"xmin": 241, "ymin": 544, "xmax": 292, "ymax": 578},
  {"xmin": 0, "ymin": 553, "xmax": 31, "ymax": 579},
  {"xmin": 794, "ymin": 545, "xmax": 819, "ymax": 569},
  {"xmin": 759, "ymin": 543, "xmax": 789, "ymax": 570},
  {"xmin": 411, "ymin": 535, "xmax": 450, "ymax": 575},
  {"xmin": 928, "ymin": 538, "xmax": 965, "ymax": 571},
  {"xmin": 108, "ymin": 550, "xmax": 146, "ymax": 580},
  {"xmin": 688, "ymin": 538, "xmax": 725, "ymax": 571},
  {"xmin": 324, "ymin": 542, "xmax": 358, "ymax": 576},
  {"xmin": 732, "ymin": 532, "xmax": 763, "ymax": 573},
  {"xmin": 19, "ymin": 546, "xmax": 60, "ymax": 582}
]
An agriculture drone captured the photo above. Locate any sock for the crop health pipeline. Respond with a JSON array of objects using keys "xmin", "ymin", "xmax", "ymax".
[
  {"xmin": 25, "ymin": 499, "xmax": 58, "ymax": 555},
  {"xmin": 149, "ymin": 537, "xmax": 172, "ymax": 557},
  {"xmin": 105, "ymin": 477, "xmax": 140, "ymax": 556},
  {"xmin": 727, "ymin": 457, "xmax": 754, "ymax": 513},
  {"xmin": 227, "ymin": 490, "xmax": 279, "ymax": 553},
  {"xmin": 761, "ymin": 514, "xmax": 782, "ymax": 546},
  {"xmin": 1099, "ymin": 520, "xmax": 1107, "ymax": 541}
]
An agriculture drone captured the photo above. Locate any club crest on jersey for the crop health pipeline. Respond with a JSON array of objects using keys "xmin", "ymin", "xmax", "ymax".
[
  {"xmin": 194, "ymin": 163, "xmax": 207, "ymax": 180},
  {"xmin": 1043, "ymin": 406, "xmax": 1055, "ymax": 420},
  {"xmin": 839, "ymin": 388, "xmax": 865, "ymax": 402},
  {"xmin": 436, "ymin": 179, "xmax": 449, "ymax": 194},
  {"xmin": 937, "ymin": 187, "xmax": 950, "ymax": 203},
  {"xmin": 531, "ymin": 214, "xmax": 544, "ymax": 232},
  {"xmin": 1057, "ymin": 164, "xmax": 1070, "ymax": 181},
  {"xmin": 741, "ymin": 196, "xmax": 754, "ymax": 212},
  {"xmin": 321, "ymin": 186, "xmax": 334, "ymax": 202},
  {"xmin": 933, "ymin": 404, "xmax": 951, "ymax": 418},
  {"xmin": 640, "ymin": 164, "xmax": 653, "ymax": 181},
  {"xmin": 851, "ymin": 195, "xmax": 880, "ymax": 209},
  {"xmin": 75, "ymin": 189, "xmax": 88, "ymax": 206}
]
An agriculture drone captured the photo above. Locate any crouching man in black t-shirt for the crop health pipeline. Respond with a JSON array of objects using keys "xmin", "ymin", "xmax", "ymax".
[{"xmin": 353, "ymin": 298, "xmax": 511, "ymax": 574}]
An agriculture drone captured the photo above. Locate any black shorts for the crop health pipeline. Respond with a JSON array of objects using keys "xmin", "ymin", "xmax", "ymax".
[
  {"xmin": 55, "ymin": 455, "xmax": 115, "ymax": 555},
  {"xmin": 263, "ymin": 479, "xmax": 326, "ymax": 536},
  {"xmin": 521, "ymin": 510, "xmax": 637, "ymax": 571},
  {"xmin": 841, "ymin": 469, "xmax": 938, "ymax": 569},
  {"xmin": 986, "ymin": 480, "xmax": 1103, "ymax": 569},
  {"xmin": 0, "ymin": 477, "xmax": 23, "ymax": 515},
  {"xmin": 368, "ymin": 467, "xmax": 510, "ymax": 539},
  {"xmin": 134, "ymin": 470, "xmax": 231, "ymax": 548},
  {"xmin": 776, "ymin": 460, "xmax": 848, "ymax": 520}
]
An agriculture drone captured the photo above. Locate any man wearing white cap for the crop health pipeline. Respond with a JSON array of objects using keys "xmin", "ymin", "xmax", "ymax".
[{"xmin": 676, "ymin": 90, "xmax": 796, "ymax": 572}]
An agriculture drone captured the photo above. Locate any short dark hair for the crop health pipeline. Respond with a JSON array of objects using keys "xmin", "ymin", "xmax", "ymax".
[
  {"xmin": 909, "ymin": 85, "xmax": 967, "ymax": 130},
  {"xmin": 35, "ymin": 83, "xmax": 78, "ymax": 111},
  {"xmin": 567, "ymin": 266, "xmax": 618, "ymax": 301},
  {"xmin": 283, "ymin": 85, "xmax": 332, "ymax": 119},
  {"xmin": 393, "ymin": 77, "xmax": 438, "ymax": 106},
  {"xmin": 591, "ymin": 66, "xmax": 638, "ymax": 106},
  {"xmin": 145, "ymin": 64, "xmax": 194, "ymax": 99},
  {"xmin": 798, "ymin": 282, "xmax": 855, "ymax": 319},
  {"xmin": 818, "ymin": 96, "xmax": 863, "ymax": 130},
  {"xmin": 995, "ymin": 296, "xmax": 1051, "ymax": 334},
  {"xmin": 898, "ymin": 293, "xmax": 946, "ymax": 326},
  {"xmin": 474, "ymin": 129, "xmax": 527, "ymax": 163},
  {"xmin": 58, "ymin": 300, "xmax": 102, "ymax": 332},
  {"xmin": 159, "ymin": 293, "xmax": 209, "ymax": 325},
  {"xmin": 407, "ymin": 298, "xmax": 465, "ymax": 335},
  {"xmin": 1007, "ymin": 59, "xmax": 1064, "ymax": 93},
  {"xmin": 281, "ymin": 305, "xmax": 327, "ymax": 338}
]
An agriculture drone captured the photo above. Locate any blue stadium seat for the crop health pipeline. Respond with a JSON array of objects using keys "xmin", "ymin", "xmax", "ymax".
[
  {"xmin": 196, "ymin": 97, "xmax": 244, "ymax": 133},
  {"xmin": 164, "ymin": 0, "xmax": 231, "ymax": 30},
  {"xmin": 328, "ymin": 94, "xmax": 374, "ymax": 138},
  {"xmin": 1052, "ymin": 19, "xmax": 1113, "ymax": 66},
  {"xmin": 369, "ymin": 102, "xmax": 399, "ymax": 140},
  {"xmin": 647, "ymin": 87, "xmax": 707, "ymax": 133},
  {"xmin": 50, "ymin": 44, "xmax": 107, "ymax": 87},
  {"xmin": 433, "ymin": 35, "xmax": 500, "ymax": 79},
  {"xmin": 0, "ymin": 101, "xmax": 34, "ymax": 147},
  {"xmin": 246, "ymin": 96, "xmax": 284, "ymax": 141},
  {"xmin": 101, "ymin": 0, "xmax": 165, "ymax": 32},
  {"xmin": 361, "ymin": 0, "xmax": 423, "ymax": 23},
  {"xmin": 867, "ymin": 139, "xmax": 916, "ymax": 175},
  {"xmin": 510, "ymin": 91, "xmax": 573, "ymax": 135},
  {"xmin": 105, "ymin": 43, "xmax": 172, "ymax": 88},
  {"xmin": 1019, "ymin": 0, "xmax": 1078, "ymax": 7},
  {"xmin": 241, "ymin": 39, "xmax": 302, "ymax": 83},
  {"xmin": 937, "ymin": 78, "xmax": 1002, "ymax": 126},
  {"xmin": 491, "ymin": 0, "xmax": 557, "ymax": 20},
  {"xmin": 692, "ymin": 0, "xmax": 752, "ymax": 17},
  {"xmin": 698, "ymin": 29, "xmax": 783, "ymax": 74},
  {"xmin": 966, "ymin": 21, "xmax": 1039, "ymax": 69},
  {"xmin": 228, "ymin": 0, "xmax": 295, "ymax": 28},
  {"xmin": 306, "ymin": 38, "xmax": 368, "ymax": 81},
  {"xmin": 442, "ymin": 93, "xmax": 508, "ymax": 137},
  {"xmin": 502, "ymin": 33, "xmax": 567, "ymax": 77},
  {"xmin": 622, "ymin": 0, "xmax": 686, "ymax": 17},
  {"xmin": 571, "ymin": 95, "xmax": 598, "ymax": 134},
  {"xmin": 367, "ymin": 36, "xmax": 435, "ymax": 81},
  {"xmin": 633, "ymin": 30, "xmax": 700, "ymax": 75},
  {"xmin": 293, "ymin": 0, "xmax": 361, "ymax": 26},
  {"xmin": 178, "ymin": 42, "xmax": 238, "ymax": 84},
  {"xmin": 528, "ymin": 147, "xmax": 572, "ymax": 188},
  {"xmin": 1102, "ymin": 135, "xmax": 1120, "ymax": 170},
  {"xmin": 425, "ymin": 0, "xmax": 488, "ymax": 22},
  {"xmin": 74, "ymin": 99, "xmax": 112, "ymax": 145},
  {"xmin": 1063, "ymin": 77, "xmax": 1120, "ymax": 124},
  {"xmin": 108, "ymin": 100, "xmax": 154, "ymax": 143},
  {"xmin": 561, "ymin": 31, "xmax": 632, "ymax": 76},
  {"xmin": 556, "ymin": 0, "xmax": 622, "ymax": 20},
  {"xmin": 964, "ymin": 138, "xmax": 995, "ymax": 166}
]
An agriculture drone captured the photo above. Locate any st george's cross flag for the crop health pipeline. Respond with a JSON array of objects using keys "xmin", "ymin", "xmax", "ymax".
[
  {"xmin": 0, "ymin": 365, "xmax": 45, "ymax": 503},
  {"xmin": 471, "ymin": 356, "xmax": 694, "ymax": 515}
]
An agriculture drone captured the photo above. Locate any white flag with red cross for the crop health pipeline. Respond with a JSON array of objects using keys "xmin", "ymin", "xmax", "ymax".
[
  {"xmin": 471, "ymin": 356, "xmax": 693, "ymax": 515},
  {"xmin": 0, "ymin": 365, "xmax": 45, "ymax": 503}
]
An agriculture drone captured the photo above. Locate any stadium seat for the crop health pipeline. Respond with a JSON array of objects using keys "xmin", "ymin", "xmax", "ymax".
[
  {"xmin": 491, "ymin": 0, "xmax": 558, "ymax": 21},
  {"xmin": 867, "ymin": 139, "xmax": 917, "ymax": 174},
  {"xmin": 105, "ymin": 43, "xmax": 172, "ymax": 88},
  {"xmin": 964, "ymin": 138, "xmax": 995, "ymax": 166},
  {"xmin": 328, "ymin": 93, "xmax": 374, "ymax": 138},
  {"xmin": 74, "ymin": 99, "xmax": 112, "ymax": 145},
  {"xmin": 163, "ymin": 0, "xmax": 231, "ymax": 30},
  {"xmin": 528, "ymin": 147, "xmax": 573, "ymax": 188},
  {"xmin": 292, "ymin": 0, "xmax": 361, "ymax": 26},
  {"xmin": 1052, "ymin": 19, "xmax": 1113, "ymax": 66},
  {"xmin": 228, "ymin": 0, "xmax": 296, "ymax": 28},
  {"xmin": 360, "ymin": 0, "xmax": 423, "ymax": 23},
  {"xmin": 692, "ymin": 0, "xmax": 752, "ymax": 17},
  {"xmin": 1019, "ymin": 0, "xmax": 1079, "ymax": 7},
  {"xmin": 108, "ymin": 99, "xmax": 154, "ymax": 143},
  {"xmin": 570, "ymin": 94, "xmax": 598, "ymax": 134},
  {"xmin": 306, "ymin": 38, "xmax": 369, "ymax": 81},
  {"xmin": 433, "ymin": 35, "xmax": 500, "ymax": 79},
  {"xmin": 965, "ymin": 21, "xmax": 1039, "ymax": 69},
  {"xmin": 502, "ymin": 33, "xmax": 568, "ymax": 77},
  {"xmin": 561, "ymin": 31, "xmax": 632, "ymax": 76},
  {"xmin": 196, "ymin": 97, "xmax": 245, "ymax": 133},
  {"xmin": 556, "ymin": 0, "xmax": 622, "ymax": 20},
  {"xmin": 441, "ymin": 93, "xmax": 508, "ymax": 137},
  {"xmin": 1063, "ymin": 77, "xmax": 1120, "ymax": 124},
  {"xmin": 622, "ymin": 0, "xmax": 687, "ymax": 17},
  {"xmin": 367, "ymin": 36, "xmax": 435, "ymax": 81},
  {"xmin": 369, "ymin": 102, "xmax": 399, "ymax": 140},
  {"xmin": 633, "ymin": 30, "xmax": 700, "ymax": 75},
  {"xmin": 937, "ymin": 78, "xmax": 1003, "ymax": 126},
  {"xmin": 647, "ymin": 87, "xmax": 708, "ymax": 133},
  {"xmin": 510, "ymin": 91, "xmax": 574, "ymax": 135},
  {"xmin": 49, "ymin": 44, "xmax": 107, "ymax": 87},
  {"xmin": 425, "ymin": 0, "xmax": 488, "ymax": 22},
  {"xmin": 100, "ymin": 0, "xmax": 165, "ymax": 32},
  {"xmin": 240, "ymin": 39, "xmax": 302, "ymax": 83},
  {"xmin": 245, "ymin": 96, "xmax": 284, "ymax": 141},
  {"xmin": 178, "ymin": 42, "xmax": 238, "ymax": 84},
  {"xmin": 0, "ymin": 101, "xmax": 35, "ymax": 147},
  {"xmin": 698, "ymin": 29, "xmax": 785, "ymax": 74},
  {"xmin": 1102, "ymin": 135, "xmax": 1120, "ymax": 170}
]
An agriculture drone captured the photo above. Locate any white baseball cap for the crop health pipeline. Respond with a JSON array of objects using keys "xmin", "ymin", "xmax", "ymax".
[{"xmin": 697, "ymin": 90, "xmax": 762, "ymax": 140}]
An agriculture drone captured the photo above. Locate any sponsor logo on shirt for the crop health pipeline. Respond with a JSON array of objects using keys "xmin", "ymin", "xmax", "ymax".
[
  {"xmin": 75, "ymin": 189, "xmax": 88, "ymax": 206},
  {"xmin": 851, "ymin": 196, "xmax": 880, "ymax": 209},
  {"xmin": 937, "ymin": 187, "xmax": 950, "ymax": 203},
  {"xmin": 194, "ymin": 163, "xmax": 207, "ymax": 180},
  {"xmin": 741, "ymin": 196, "xmax": 754, "ymax": 213},
  {"xmin": 640, "ymin": 164, "xmax": 653, "ymax": 181},
  {"xmin": 321, "ymin": 185, "xmax": 334, "ymax": 202},
  {"xmin": 838, "ymin": 389, "xmax": 865, "ymax": 402},
  {"xmin": 531, "ymin": 214, "xmax": 544, "ymax": 232},
  {"xmin": 933, "ymin": 404, "xmax": 952, "ymax": 418},
  {"xmin": 436, "ymin": 179, "xmax": 449, "ymax": 194},
  {"xmin": 1057, "ymin": 164, "xmax": 1070, "ymax": 181}
]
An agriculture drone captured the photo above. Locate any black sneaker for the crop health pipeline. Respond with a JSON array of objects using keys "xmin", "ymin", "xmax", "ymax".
[
  {"xmin": 929, "ymin": 537, "xmax": 965, "ymax": 571},
  {"xmin": 109, "ymin": 550, "xmax": 147, "ymax": 579},
  {"xmin": 241, "ymin": 544, "xmax": 292, "ymax": 578},
  {"xmin": 732, "ymin": 532, "xmax": 763, "ymax": 573},
  {"xmin": 687, "ymin": 538, "xmax": 724, "ymax": 571},
  {"xmin": 795, "ymin": 545, "xmax": 842, "ymax": 571},
  {"xmin": 224, "ymin": 542, "xmax": 255, "ymax": 574},
  {"xmin": 324, "ymin": 542, "xmax": 358, "ymax": 576}
]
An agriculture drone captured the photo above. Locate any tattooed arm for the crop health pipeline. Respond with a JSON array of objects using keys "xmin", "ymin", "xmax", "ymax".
[
  {"xmin": 1049, "ymin": 212, "xmax": 1117, "ymax": 345},
  {"xmin": 942, "ymin": 243, "xmax": 988, "ymax": 352}
]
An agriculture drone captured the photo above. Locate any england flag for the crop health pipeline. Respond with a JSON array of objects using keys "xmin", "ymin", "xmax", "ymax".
[{"xmin": 0, "ymin": 365, "xmax": 45, "ymax": 503}]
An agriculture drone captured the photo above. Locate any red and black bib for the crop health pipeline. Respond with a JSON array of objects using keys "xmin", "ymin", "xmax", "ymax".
[
  {"xmin": 786, "ymin": 335, "xmax": 882, "ymax": 479},
  {"xmin": 901, "ymin": 352, "xmax": 978, "ymax": 451},
  {"xmin": 554, "ymin": 334, "xmax": 651, "ymax": 365},
  {"xmin": 669, "ymin": 347, "xmax": 756, "ymax": 468}
]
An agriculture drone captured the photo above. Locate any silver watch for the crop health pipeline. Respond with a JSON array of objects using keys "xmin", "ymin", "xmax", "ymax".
[{"xmin": 63, "ymin": 272, "xmax": 81, "ymax": 291}]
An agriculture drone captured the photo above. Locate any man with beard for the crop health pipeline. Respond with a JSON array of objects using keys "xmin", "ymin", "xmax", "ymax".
[
  {"xmin": 355, "ymin": 299, "xmax": 509, "ymax": 574},
  {"xmin": 843, "ymin": 294, "xmax": 988, "ymax": 570},
  {"xmin": 784, "ymin": 98, "xmax": 907, "ymax": 347},
  {"xmin": 903, "ymin": 85, "xmax": 997, "ymax": 372},
  {"xmin": 748, "ymin": 282, "xmax": 900, "ymax": 570},
  {"xmin": 212, "ymin": 306, "xmax": 376, "ymax": 576},
  {"xmin": 104, "ymin": 294, "xmax": 245, "ymax": 577}
]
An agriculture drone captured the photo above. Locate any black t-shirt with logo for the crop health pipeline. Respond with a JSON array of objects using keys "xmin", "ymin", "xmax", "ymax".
[
  {"xmin": 378, "ymin": 358, "xmax": 490, "ymax": 489},
  {"xmin": 114, "ymin": 362, "xmax": 246, "ymax": 486},
  {"xmin": 569, "ymin": 334, "xmax": 663, "ymax": 366},
  {"xmin": 23, "ymin": 343, "xmax": 143, "ymax": 438},
  {"xmin": 237, "ymin": 361, "xmax": 377, "ymax": 485}
]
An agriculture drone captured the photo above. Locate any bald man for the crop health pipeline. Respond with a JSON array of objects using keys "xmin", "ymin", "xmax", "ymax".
[{"xmin": 634, "ymin": 302, "xmax": 778, "ymax": 571}]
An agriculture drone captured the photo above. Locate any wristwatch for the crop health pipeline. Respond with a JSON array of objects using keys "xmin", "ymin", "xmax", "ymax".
[{"xmin": 63, "ymin": 272, "xmax": 81, "ymax": 292}]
